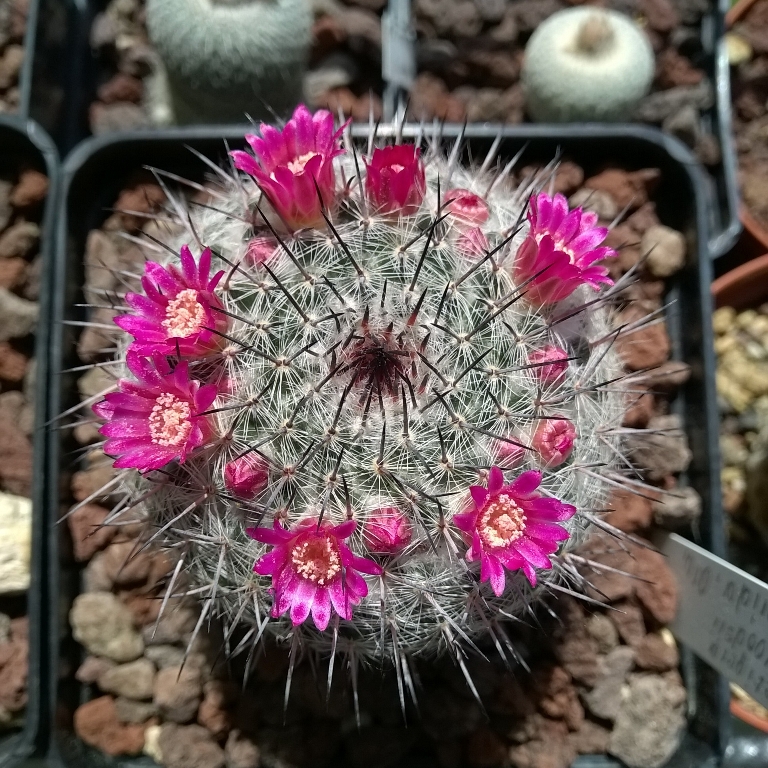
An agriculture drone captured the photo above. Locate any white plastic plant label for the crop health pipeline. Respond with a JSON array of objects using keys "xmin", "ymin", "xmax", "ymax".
[{"xmin": 658, "ymin": 531, "xmax": 768, "ymax": 708}]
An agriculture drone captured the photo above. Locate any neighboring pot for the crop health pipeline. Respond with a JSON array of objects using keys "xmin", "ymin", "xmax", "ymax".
[
  {"xmin": 0, "ymin": 115, "xmax": 58, "ymax": 766},
  {"xmin": 712, "ymin": 251, "xmax": 768, "ymax": 309}
]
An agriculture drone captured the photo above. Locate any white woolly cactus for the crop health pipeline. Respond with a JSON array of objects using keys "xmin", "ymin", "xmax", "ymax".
[
  {"xmin": 145, "ymin": 0, "xmax": 311, "ymax": 124},
  {"xmin": 522, "ymin": 7, "xmax": 655, "ymax": 123},
  {"xmin": 89, "ymin": 106, "xmax": 644, "ymax": 706}
]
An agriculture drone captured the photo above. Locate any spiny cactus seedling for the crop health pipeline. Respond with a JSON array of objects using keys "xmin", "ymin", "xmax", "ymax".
[
  {"xmin": 145, "ymin": 0, "xmax": 311, "ymax": 124},
  {"xmin": 84, "ymin": 105, "xmax": 656, "ymax": 709}
]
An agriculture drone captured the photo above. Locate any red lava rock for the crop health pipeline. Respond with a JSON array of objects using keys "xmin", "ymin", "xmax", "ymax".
[
  {"xmin": 605, "ymin": 489, "xmax": 654, "ymax": 533},
  {"xmin": 626, "ymin": 202, "xmax": 661, "ymax": 234},
  {"xmin": 409, "ymin": 73, "xmax": 467, "ymax": 121},
  {"xmin": 634, "ymin": 546, "xmax": 678, "ymax": 625},
  {"xmin": 585, "ymin": 169, "xmax": 660, "ymax": 211},
  {"xmin": 0, "ymin": 221, "xmax": 40, "ymax": 259},
  {"xmin": 609, "ymin": 600, "xmax": 648, "ymax": 646},
  {"xmin": 604, "ymin": 224, "xmax": 641, "ymax": 275},
  {"xmin": 97, "ymin": 73, "xmax": 144, "ymax": 104},
  {"xmin": 108, "ymin": 181, "xmax": 166, "ymax": 233},
  {"xmin": 71, "ymin": 462, "xmax": 116, "ymax": 503},
  {"xmin": 198, "ymin": 680, "xmax": 235, "ymax": 740},
  {"xmin": 553, "ymin": 600, "xmax": 601, "ymax": 686},
  {"xmin": 656, "ymin": 48, "xmax": 704, "ymax": 89},
  {"xmin": 66, "ymin": 503, "xmax": 115, "ymax": 562},
  {"xmin": 0, "ymin": 341, "xmax": 28, "ymax": 383},
  {"xmin": 154, "ymin": 664, "xmax": 204, "ymax": 723},
  {"xmin": 635, "ymin": 633, "xmax": 680, "ymax": 671},
  {"xmin": 508, "ymin": 736, "xmax": 576, "ymax": 768},
  {"xmin": 0, "ymin": 258, "xmax": 27, "ymax": 290},
  {"xmin": 73, "ymin": 696, "xmax": 147, "ymax": 756},
  {"xmin": 623, "ymin": 391, "xmax": 655, "ymax": 429},
  {"xmin": 76, "ymin": 655, "xmax": 117, "ymax": 685},
  {"xmin": 552, "ymin": 162, "xmax": 585, "ymax": 196},
  {"xmin": 314, "ymin": 88, "xmax": 383, "ymax": 122},
  {"xmin": 0, "ymin": 634, "xmax": 28, "ymax": 712},
  {"xmin": 640, "ymin": 0, "xmax": 680, "ymax": 33},
  {"xmin": 616, "ymin": 306, "xmax": 671, "ymax": 371},
  {"xmin": 569, "ymin": 719, "xmax": 611, "ymax": 754},
  {"xmin": 312, "ymin": 16, "xmax": 347, "ymax": 59},
  {"xmin": 0, "ymin": 412, "xmax": 32, "ymax": 496},
  {"xmin": 532, "ymin": 666, "xmax": 584, "ymax": 731},
  {"xmin": 10, "ymin": 170, "xmax": 48, "ymax": 209},
  {"xmin": 158, "ymin": 723, "xmax": 226, "ymax": 768},
  {"xmin": 634, "ymin": 361, "xmax": 691, "ymax": 392}
]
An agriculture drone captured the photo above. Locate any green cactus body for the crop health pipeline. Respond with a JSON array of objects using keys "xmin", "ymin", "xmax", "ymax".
[{"xmin": 91, "ymin": 111, "xmax": 639, "ymax": 706}]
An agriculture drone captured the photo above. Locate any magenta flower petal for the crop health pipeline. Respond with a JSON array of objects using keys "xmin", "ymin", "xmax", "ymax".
[
  {"xmin": 470, "ymin": 486, "xmax": 489, "ymax": 509},
  {"xmin": 514, "ymin": 192, "xmax": 617, "ymax": 305},
  {"xmin": 508, "ymin": 470, "xmax": 542, "ymax": 497},
  {"xmin": 249, "ymin": 517, "xmax": 379, "ymax": 631},
  {"xmin": 454, "ymin": 466, "xmax": 573, "ymax": 594},
  {"xmin": 116, "ymin": 245, "xmax": 227, "ymax": 358},
  {"xmin": 231, "ymin": 105, "xmax": 347, "ymax": 231},
  {"xmin": 93, "ymin": 354, "xmax": 215, "ymax": 472}
]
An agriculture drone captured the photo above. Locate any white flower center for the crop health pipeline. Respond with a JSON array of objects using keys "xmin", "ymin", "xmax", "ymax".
[
  {"xmin": 287, "ymin": 151, "xmax": 321, "ymax": 174},
  {"xmin": 291, "ymin": 535, "xmax": 341, "ymax": 585},
  {"xmin": 162, "ymin": 289, "xmax": 206, "ymax": 338},
  {"xmin": 149, "ymin": 393, "xmax": 193, "ymax": 447},
  {"xmin": 478, "ymin": 494, "xmax": 527, "ymax": 549}
]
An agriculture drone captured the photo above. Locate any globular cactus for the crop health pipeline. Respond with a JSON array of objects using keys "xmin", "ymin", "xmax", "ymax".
[
  {"xmin": 145, "ymin": 0, "xmax": 311, "ymax": 124},
  {"xmin": 522, "ymin": 7, "xmax": 655, "ymax": 123},
  {"xmin": 90, "ymin": 105, "xmax": 643, "ymax": 705}
]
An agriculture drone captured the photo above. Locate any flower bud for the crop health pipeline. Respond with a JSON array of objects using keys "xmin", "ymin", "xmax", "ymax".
[
  {"xmin": 224, "ymin": 455, "xmax": 270, "ymax": 499},
  {"xmin": 446, "ymin": 188, "xmax": 489, "ymax": 226},
  {"xmin": 533, "ymin": 419, "xmax": 576, "ymax": 467},
  {"xmin": 528, "ymin": 345, "xmax": 569, "ymax": 385},
  {"xmin": 364, "ymin": 507, "xmax": 412, "ymax": 554}
]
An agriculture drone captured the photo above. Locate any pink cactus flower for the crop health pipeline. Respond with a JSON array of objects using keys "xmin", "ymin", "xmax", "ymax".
[
  {"xmin": 93, "ymin": 352, "xmax": 217, "ymax": 472},
  {"xmin": 364, "ymin": 507, "xmax": 413, "ymax": 555},
  {"xmin": 533, "ymin": 419, "xmax": 576, "ymax": 468},
  {"xmin": 115, "ymin": 245, "xmax": 227, "ymax": 358},
  {"xmin": 248, "ymin": 518, "xmax": 382, "ymax": 631},
  {"xmin": 457, "ymin": 227, "xmax": 489, "ymax": 258},
  {"xmin": 365, "ymin": 144, "xmax": 426, "ymax": 215},
  {"xmin": 453, "ymin": 467, "xmax": 576, "ymax": 591},
  {"xmin": 514, "ymin": 192, "xmax": 617, "ymax": 305},
  {"xmin": 246, "ymin": 236, "xmax": 278, "ymax": 268},
  {"xmin": 446, "ymin": 188, "xmax": 489, "ymax": 226},
  {"xmin": 224, "ymin": 455, "xmax": 270, "ymax": 499},
  {"xmin": 230, "ymin": 105, "xmax": 346, "ymax": 230},
  {"xmin": 528, "ymin": 345, "xmax": 569, "ymax": 385}
]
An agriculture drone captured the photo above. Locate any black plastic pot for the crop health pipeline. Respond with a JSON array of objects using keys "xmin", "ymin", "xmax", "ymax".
[
  {"xmin": 25, "ymin": 0, "xmax": 741, "ymax": 262},
  {"xmin": 47, "ymin": 123, "xmax": 726, "ymax": 767},
  {"xmin": 0, "ymin": 115, "xmax": 58, "ymax": 766}
]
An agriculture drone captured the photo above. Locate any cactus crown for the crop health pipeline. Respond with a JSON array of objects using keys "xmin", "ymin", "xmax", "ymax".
[{"xmin": 87, "ymin": 106, "xmax": 641, "ymax": 708}]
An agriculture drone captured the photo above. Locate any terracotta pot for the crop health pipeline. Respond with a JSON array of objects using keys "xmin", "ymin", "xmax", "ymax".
[
  {"xmin": 727, "ymin": 0, "xmax": 762, "ymax": 27},
  {"xmin": 730, "ymin": 698, "xmax": 768, "ymax": 734},
  {"xmin": 712, "ymin": 252, "xmax": 768, "ymax": 309},
  {"xmin": 726, "ymin": 0, "xmax": 768, "ymax": 251}
]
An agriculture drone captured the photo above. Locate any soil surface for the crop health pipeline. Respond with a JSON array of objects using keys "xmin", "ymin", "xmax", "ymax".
[
  {"xmin": 0, "ymin": 0, "xmax": 28, "ymax": 113},
  {"xmin": 59, "ymin": 158, "xmax": 701, "ymax": 768},
  {"xmin": 730, "ymin": 0, "xmax": 768, "ymax": 230}
]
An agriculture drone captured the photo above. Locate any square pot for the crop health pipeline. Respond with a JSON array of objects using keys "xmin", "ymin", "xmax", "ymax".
[{"xmin": 47, "ymin": 124, "xmax": 727, "ymax": 767}]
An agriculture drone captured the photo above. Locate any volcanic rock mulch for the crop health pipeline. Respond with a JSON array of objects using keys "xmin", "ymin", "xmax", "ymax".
[
  {"xmin": 0, "ymin": 0, "xmax": 27, "ymax": 113},
  {"xmin": 403, "ymin": 0, "xmax": 720, "ymax": 169},
  {"xmin": 729, "ymin": 0, "xmax": 768, "ymax": 231},
  {"xmin": 86, "ymin": 0, "xmax": 385, "ymax": 136},
  {"xmin": 0, "ymin": 162, "xmax": 47, "ymax": 730},
  {"xmin": 58, "ymin": 159, "xmax": 701, "ymax": 768}
]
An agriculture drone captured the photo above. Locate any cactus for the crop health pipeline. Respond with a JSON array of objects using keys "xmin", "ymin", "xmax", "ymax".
[
  {"xmin": 522, "ymin": 7, "xmax": 655, "ymax": 123},
  {"xmin": 86, "ymin": 105, "xmax": 654, "ymax": 708},
  {"xmin": 145, "ymin": 0, "xmax": 311, "ymax": 124}
]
